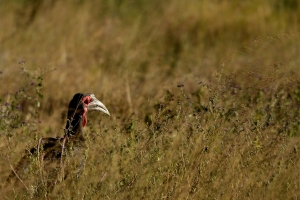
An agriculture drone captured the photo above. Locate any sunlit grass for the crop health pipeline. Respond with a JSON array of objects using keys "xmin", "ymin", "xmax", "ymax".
[{"xmin": 1, "ymin": 0, "xmax": 300, "ymax": 199}]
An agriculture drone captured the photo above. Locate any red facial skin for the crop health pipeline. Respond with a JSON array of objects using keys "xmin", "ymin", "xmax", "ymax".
[{"xmin": 81, "ymin": 96, "xmax": 92, "ymax": 127}]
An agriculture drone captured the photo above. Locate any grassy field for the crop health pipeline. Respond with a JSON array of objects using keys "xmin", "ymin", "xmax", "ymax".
[{"xmin": 0, "ymin": 0, "xmax": 300, "ymax": 199}]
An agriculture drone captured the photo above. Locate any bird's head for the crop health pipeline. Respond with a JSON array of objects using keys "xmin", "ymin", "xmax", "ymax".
[{"xmin": 68, "ymin": 93, "xmax": 110, "ymax": 128}]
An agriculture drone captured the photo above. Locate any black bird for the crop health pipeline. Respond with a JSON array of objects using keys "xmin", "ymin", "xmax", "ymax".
[{"xmin": 4, "ymin": 93, "xmax": 110, "ymax": 196}]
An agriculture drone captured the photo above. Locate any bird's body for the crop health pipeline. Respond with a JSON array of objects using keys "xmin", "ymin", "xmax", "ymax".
[{"xmin": 3, "ymin": 93, "xmax": 110, "ymax": 197}]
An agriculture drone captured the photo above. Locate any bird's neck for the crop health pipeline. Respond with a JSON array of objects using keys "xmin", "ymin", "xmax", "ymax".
[{"xmin": 65, "ymin": 112, "xmax": 86, "ymax": 141}]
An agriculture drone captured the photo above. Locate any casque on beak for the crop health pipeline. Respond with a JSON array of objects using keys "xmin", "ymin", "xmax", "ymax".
[{"xmin": 87, "ymin": 94, "xmax": 110, "ymax": 116}]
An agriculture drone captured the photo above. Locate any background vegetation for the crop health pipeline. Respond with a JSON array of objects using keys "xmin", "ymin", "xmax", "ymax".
[{"xmin": 0, "ymin": 0, "xmax": 300, "ymax": 199}]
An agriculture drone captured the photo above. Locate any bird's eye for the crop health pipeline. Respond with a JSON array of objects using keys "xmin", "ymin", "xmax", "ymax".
[{"xmin": 82, "ymin": 96, "xmax": 91, "ymax": 105}]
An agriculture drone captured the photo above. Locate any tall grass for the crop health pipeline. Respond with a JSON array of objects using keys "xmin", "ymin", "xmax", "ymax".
[{"xmin": 1, "ymin": 0, "xmax": 300, "ymax": 199}]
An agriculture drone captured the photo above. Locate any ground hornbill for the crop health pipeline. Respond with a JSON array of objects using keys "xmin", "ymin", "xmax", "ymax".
[{"xmin": 3, "ymin": 93, "xmax": 110, "ymax": 196}]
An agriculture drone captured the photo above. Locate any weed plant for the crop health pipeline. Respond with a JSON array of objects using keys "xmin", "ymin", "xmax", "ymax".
[{"xmin": 1, "ymin": 59, "xmax": 299, "ymax": 199}]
